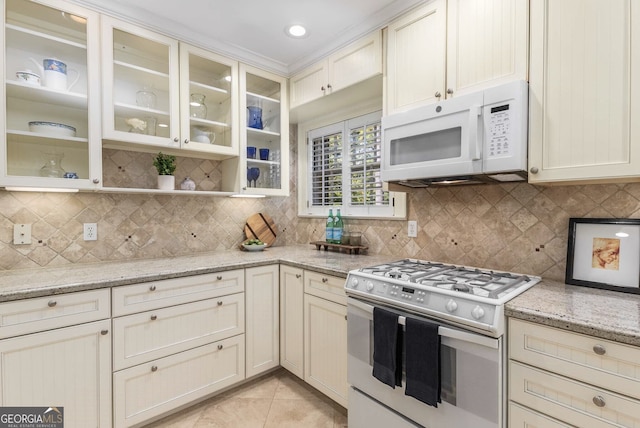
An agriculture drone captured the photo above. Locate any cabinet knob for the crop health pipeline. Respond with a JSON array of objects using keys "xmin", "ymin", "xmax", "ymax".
[
  {"xmin": 322, "ymin": 277, "xmax": 328, "ymax": 283},
  {"xmin": 92, "ymin": 178, "xmax": 100, "ymax": 184},
  {"xmin": 47, "ymin": 300, "xmax": 57, "ymax": 308},
  {"xmin": 101, "ymin": 329, "xmax": 109, "ymax": 335},
  {"xmin": 593, "ymin": 344, "xmax": 606, "ymax": 355},
  {"xmin": 327, "ymin": 84, "xmax": 332, "ymax": 90},
  {"xmin": 321, "ymin": 85, "xmax": 325, "ymax": 92},
  {"xmin": 149, "ymin": 285, "xmax": 157, "ymax": 291},
  {"xmin": 150, "ymin": 315, "xmax": 157, "ymax": 321},
  {"xmin": 295, "ymin": 274, "xmax": 302, "ymax": 279},
  {"xmin": 217, "ymin": 301, "xmax": 223, "ymax": 306},
  {"xmin": 173, "ymin": 137, "xmax": 179, "ymax": 143},
  {"xmin": 217, "ymin": 275, "xmax": 223, "ymax": 280},
  {"xmin": 151, "ymin": 365, "xmax": 158, "ymax": 372},
  {"xmin": 217, "ymin": 344, "xmax": 223, "ymax": 350},
  {"xmin": 184, "ymin": 139, "xmax": 189, "ymax": 144},
  {"xmin": 435, "ymin": 91, "xmax": 441, "ymax": 99},
  {"xmin": 446, "ymin": 88, "xmax": 454, "ymax": 95},
  {"xmin": 529, "ymin": 167, "xmax": 539, "ymax": 174},
  {"xmin": 592, "ymin": 395, "xmax": 606, "ymax": 407}
]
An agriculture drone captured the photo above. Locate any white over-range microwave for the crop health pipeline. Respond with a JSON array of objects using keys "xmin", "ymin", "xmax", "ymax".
[{"xmin": 381, "ymin": 80, "xmax": 529, "ymax": 187}]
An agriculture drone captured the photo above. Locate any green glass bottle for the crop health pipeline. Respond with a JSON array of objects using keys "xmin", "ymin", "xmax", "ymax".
[
  {"xmin": 325, "ymin": 208, "xmax": 334, "ymax": 243},
  {"xmin": 333, "ymin": 209, "xmax": 344, "ymax": 244}
]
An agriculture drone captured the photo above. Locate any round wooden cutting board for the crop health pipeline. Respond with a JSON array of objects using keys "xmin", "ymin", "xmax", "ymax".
[{"xmin": 244, "ymin": 213, "xmax": 278, "ymax": 247}]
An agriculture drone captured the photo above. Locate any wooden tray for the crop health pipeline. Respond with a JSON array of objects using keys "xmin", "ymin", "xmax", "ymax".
[{"xmin": 244, "ymin": 213, "xmax": 278, "ymax": 247}]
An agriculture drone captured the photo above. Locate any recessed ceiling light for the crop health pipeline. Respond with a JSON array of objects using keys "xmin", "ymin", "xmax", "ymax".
[{"xmin": 286, "ymin": 24, "xmax": 307, "ymax": 38}]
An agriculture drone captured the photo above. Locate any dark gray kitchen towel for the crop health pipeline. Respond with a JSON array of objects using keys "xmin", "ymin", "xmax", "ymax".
[
  {"xmin": 404, "ymin": 316, "xmax": 441, "ymax": 407},
  {"xmin": 372, "ymin": 307, "xmax": 402, "ymax": 388}
]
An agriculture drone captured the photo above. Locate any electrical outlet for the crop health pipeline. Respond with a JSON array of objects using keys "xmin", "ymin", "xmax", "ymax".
[
  {"xmin": 83, "ymin": 223, "xmax": 98, "ymax": 241},
  {"xmin": 407, "ymin": 220, "xmax": 418, "ymax": 238},
  {"xmin": 13, "ymin": 224, "xmax": 32, "ymax": 245}
]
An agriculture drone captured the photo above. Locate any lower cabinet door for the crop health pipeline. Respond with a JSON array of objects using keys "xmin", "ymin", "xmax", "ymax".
[
  {"xmin": 304, "ymin": 293, "xmax": 348, "ymax": 408},
  {"xmin": 0, "ymin": 320, "xmax": 112, "ymax": 428},
  {"xmin": 113, "ymin": 334, "xmax": 245, "ymax": 427}
]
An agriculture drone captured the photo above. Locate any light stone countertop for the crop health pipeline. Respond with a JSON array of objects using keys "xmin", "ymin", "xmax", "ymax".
[
  {"xmin": 505, "ymin": 278, "xmax": 640, "ymax": 347},
  {"xmin": 2, "ymin": 246, "xmax": 639, "ymax": 347}
]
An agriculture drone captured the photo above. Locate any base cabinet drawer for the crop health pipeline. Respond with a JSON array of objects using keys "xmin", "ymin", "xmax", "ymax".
[
  {"xmin": 113, "ymin": 335, "xmax": 245, "ymax": 427},
  {"xmin": 509, "ymin": 402, "xmax": 573, "ymax": 428},
  {"xmin": 113, "ymin": 294, "xmax": 245, "ymax": 370},
  {"xmin": 509, "ymin": 361, "xmax": 640, "ymax": 428}
]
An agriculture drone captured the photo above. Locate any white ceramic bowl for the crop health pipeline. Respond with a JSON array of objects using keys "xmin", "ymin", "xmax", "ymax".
[
  {"xmin": 16, "ymin": 70, "xmax": 41, "ymax": 86},
  {"xmin": 28, "ymin": 121, "xmax": 76, "ymax": 137},
  {"xmin": 242, "ymin": 243, "xmax": 266, "ymax": 252}
]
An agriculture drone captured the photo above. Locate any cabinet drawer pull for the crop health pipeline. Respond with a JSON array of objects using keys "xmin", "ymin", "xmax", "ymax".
[
  {"xmin": 149, "ymin": 285, "xmax": 156, "ymax": 291},
  {"xmin": 217, "ymin": 344, "xmax": 223, "ymax": 350},
  {"xmin": 217, "ymin": 301, "xmax": 223, "ymax": 306},
  {"xmin": 101, "ymin": 329, "xmax": 109, "ymax": 335},
  {"xmin": 592, "ymin": 395, "xmax": 606, "ymax": 407},
  {"xmin": 322, "ymin": 277, "xmax": 328, "ymax": 283},
  {"xmin": 47, "ymin": 300, "xmax": 57, "ymax": 308},
  {"xmin": 150, "ymin": 315, "xmax": 157, "ymax": 321},
  {"xmin": 593, "ymin": 344, "xmax": 606, "ymax": 355},
  {"xmin": 216, "ymin": 275, "xmax": 223, "ymax": 280},
  {"xmin": 296, "ymin": 274, "xmax": 302, "ymax": 279},
  {"xmin": 151, "ymin": 365, "xmax": 158, "ymax": 372}
]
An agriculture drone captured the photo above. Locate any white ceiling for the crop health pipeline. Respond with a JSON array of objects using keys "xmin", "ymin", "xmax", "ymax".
[{"xmin": 70, "ymin": 0, "xmax": 424, "ymax": 75}]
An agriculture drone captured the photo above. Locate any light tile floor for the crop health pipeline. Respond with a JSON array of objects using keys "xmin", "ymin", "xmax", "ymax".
[{"xmin": 143, "ymin": 369, "xmax": 348, "ymax": 428}]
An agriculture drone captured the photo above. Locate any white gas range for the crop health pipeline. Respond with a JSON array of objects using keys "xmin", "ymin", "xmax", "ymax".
[{"xmin": 345, "ymin": 259, "xmax": 541, "ymax": 428}]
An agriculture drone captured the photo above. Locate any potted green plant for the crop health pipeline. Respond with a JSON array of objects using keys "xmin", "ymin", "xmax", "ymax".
[{"xmin": 153, "ymin": 152, "xmax": 176, "ymax": 190}]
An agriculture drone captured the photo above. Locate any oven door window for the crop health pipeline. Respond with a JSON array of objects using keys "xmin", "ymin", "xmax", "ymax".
[{"xmin": 389, "ymin": 126, "xmax": 462, "ymax": 166}]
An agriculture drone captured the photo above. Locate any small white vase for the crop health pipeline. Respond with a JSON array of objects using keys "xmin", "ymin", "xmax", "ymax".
[{"xmin": 157, "ymin": 175, "xmax": 175, "ymax": 190}]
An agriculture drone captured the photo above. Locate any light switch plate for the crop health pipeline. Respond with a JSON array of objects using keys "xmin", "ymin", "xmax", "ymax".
[
  {"xmin": 407, "ymin": 220, "xmax": 417, "ymax": 238},
  {"xmin": 13, "ymin": 224, "xmax": 32, "ymax": 245}
]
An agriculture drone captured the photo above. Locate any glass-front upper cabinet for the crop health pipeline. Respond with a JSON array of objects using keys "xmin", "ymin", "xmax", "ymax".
[
  {"xmin": 1, "ymin": 0, "xmax": 102, "ymax": 190},
  {"xmin": 225, "ymin": 64, "xmax": 288, "ymax": 196},
  {"xmin": 101, "ymin": 16, "xmax": 180, "ymax": 150},
  {"xmin": 179, "ymin": 43, "xmax": 238, "ymax": 158}
]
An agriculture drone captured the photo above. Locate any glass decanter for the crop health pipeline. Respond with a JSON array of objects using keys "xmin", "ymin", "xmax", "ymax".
[
  {"xmin": 40, "ymin": 152, "xmax": 65, "ymax": 178},
  {"xmin": 190, "ymin": 93, "xmax": 207, "ymax": 119}
]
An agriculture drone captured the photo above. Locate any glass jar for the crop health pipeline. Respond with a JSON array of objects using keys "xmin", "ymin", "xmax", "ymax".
[
  {"xmin": 40, "ymin": 152, "xmax": 65, "ymax": 178},
  {"xmin": 136, "ymin": 89, "xmax": 157, "ymax": 109},
  {"xmin": 190, "ymin": 93, "xmax": 207, "ymax": 119}
]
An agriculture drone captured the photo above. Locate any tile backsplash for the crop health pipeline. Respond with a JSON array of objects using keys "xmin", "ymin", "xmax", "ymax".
[{"xmin": 2, "ymin": 128, "xmax": 640, "ymax": 281}]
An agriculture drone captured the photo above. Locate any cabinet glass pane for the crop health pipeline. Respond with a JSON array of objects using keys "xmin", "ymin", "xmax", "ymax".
[
  {"xmin": 245, "ymin": 72, "xmax": 281, "ymax": 189},
  {"xmin": 4, "ymin": 0, "xmax": 90, "ymax": 180},
  {"xmin": 187, "ymin": 53, "xmax": 233, "ymax": 149},
  {"xmin": 111, "ymin": 29, "xmax": 171, "ymax": 138}
]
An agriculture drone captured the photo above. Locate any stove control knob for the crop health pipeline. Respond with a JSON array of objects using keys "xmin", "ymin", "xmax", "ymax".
[
  {"xmin": 445, "ymin": 299, "xmax": 458, "ymax": 312},
  {"xmin": 350, "ymin": 278, "xmax": 359, "ymax": 288},
  {"xmin": 471, "ymin": 305, "xmax": 485, "ymax": 320},
  {"xmin": 366, "ymin": 281, "xmax": 374, "ymax": 292}
]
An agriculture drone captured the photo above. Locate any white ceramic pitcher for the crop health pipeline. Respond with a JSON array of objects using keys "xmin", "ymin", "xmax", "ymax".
[{"xmin": 30, "ymin": 58, "xmax": 79, "ymax": 91}]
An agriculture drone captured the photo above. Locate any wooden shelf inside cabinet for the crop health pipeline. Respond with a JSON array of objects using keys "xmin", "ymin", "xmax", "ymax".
[{"xmin": 310, "ymin": 241, "xmax": 368, "ymax": 255}]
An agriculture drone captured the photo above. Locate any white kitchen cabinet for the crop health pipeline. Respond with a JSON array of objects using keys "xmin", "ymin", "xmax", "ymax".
[
  {"xmin": 279, "ymin": 265, "xmax": 304, "ymax": 378},
  {"xmin": 245, "ymin": 265, "xmax": 280, "ymax": 378},
  {"xmin": 304, "ymin": 271, "xmax": 348, "ymax": 408},
  {"xmin": 114, "ymin": 335, "xmax": 245, "ymax": 427},
  {"xmin": 1, "ymin": 0, "xmax": 102, "ymax": 190},
  {"xmin": 290, "ymin": 31, "xmax": 382, "ymax": 108},
  {"xmin": 509, "ymin": 402, "xmax": 573, "ymax": 428},
  {"xmin": 508, "ymin": 318, "xmax": 640, "ymax": 427},
  {"xmin": 221, "ymin": 64, "xmax": 289, "ymax": 195},
  {"xmin": 528, "ymin": 0, "xmax": 640, "ymax": 184},
  {"xmin": 112, "ymin": 273, "xmax": 246, "ymax": 426},
  {"xmin": 385, "ymin": 0, "xmax": 528, "ymax": 114},
  {"xmin": 0, "ymin": 290, "xmax": 111, "ymax": 428}
]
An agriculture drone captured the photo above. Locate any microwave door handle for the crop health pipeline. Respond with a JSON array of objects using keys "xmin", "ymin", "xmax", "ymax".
[{"xmin": 469, "ymin": 105, "xmax": 482, "ymax": 160}]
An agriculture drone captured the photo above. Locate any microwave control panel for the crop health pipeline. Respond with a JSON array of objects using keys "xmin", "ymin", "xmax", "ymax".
[{"xmin": 487, "ymin": 104, "xmax": 511, "ymax": 159}]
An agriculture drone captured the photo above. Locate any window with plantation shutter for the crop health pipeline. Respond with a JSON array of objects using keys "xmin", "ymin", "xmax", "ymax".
[{"xmin": 304, "ymin": 111, "xmax": 406, "ymax": 219}]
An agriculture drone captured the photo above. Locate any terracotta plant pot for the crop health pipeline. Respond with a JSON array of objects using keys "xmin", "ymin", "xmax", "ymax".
[{"xmin": 157, "ymin": 175, "xmax": 175, "ymax": 190}]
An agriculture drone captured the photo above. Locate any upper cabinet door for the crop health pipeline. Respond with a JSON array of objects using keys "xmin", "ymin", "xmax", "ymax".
[
  {"xmin": 1, "ymin": 0, "xmax": 102, "ymax": 190},
  {"xmin": 446, "ymin": 0, "xmax": 529, "ymax": 97},
  {"xmin": 101, "ymin": 16, "xmax": 180, "ymax": 150},
  {"xmin": 178, "ymin": 43, "xmax": 239, "ymax": 158},
  {"xmin": 327, "ymin": 30, "xmax": 382, "ymax": 94},
  {"xmin": 528, "ymin": 0, "xmax": 640, "ymax": 184},
  {"xmin": 385, "ymin": 0, "xmax": 447, "ymax": 114}
]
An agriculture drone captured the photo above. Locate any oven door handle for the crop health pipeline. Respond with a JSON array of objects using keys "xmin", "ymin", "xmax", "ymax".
[{"xmin": 347, "ymin": 297, "xmax": 499, "ymax": 349}]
